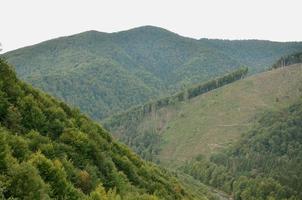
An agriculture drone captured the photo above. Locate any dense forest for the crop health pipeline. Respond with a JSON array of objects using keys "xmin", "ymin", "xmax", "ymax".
[
  {"xmin": 104, "ymin": 67, "xmax": 248, "ymax": 162},
  {"xmin": 180, "ymin": 99, "xmax": 302, "ymax": 199},
  {"xmin": 0, "ymin": 59, "xmax": 211, "ymax": 199},
  {"xmin": 4, "ymin": 26, "xmax": 302, "ymax": 119}
]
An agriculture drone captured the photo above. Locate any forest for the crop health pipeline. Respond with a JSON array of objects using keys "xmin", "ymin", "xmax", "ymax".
[{"xmin": 0, "ymin": 58, "xmax": 207, "ymax": 200}]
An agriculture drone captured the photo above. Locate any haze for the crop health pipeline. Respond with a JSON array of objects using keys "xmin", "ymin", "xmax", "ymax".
[{"xmin": 1, "ymin": 0, "xmax": 302, "ymax": 53}]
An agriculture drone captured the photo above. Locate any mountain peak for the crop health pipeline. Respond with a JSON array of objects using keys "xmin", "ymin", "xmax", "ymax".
[{"xmin": 113, "ymin": 25, "xmax": 179, "ymax": 37}]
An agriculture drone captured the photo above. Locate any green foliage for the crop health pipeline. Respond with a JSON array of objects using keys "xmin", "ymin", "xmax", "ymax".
[
  {"xmin": 272, "ymin": 51, "xmax": 302, "ymax": 69},
  {"xmin": 181, "ymin": 99, "xmax": 302, "ymax": 199},
  {"xmin": 5, "ymin": 26, "xmax": 302, "ymax": 119},
  {"xmin": 0, "ymin": 60, "xmax": 201, "ymax": 199},
  {"xmin": 7, "ymin": 162, "xmax": 52, "ymax": 200}
]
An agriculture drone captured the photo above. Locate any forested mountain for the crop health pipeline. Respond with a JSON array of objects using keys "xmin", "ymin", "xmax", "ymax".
[
  {"xmin": 0, "ymin": 59, "xmax": 214, "ymax": 199},
  {"xmin": 181, "ymin": 98, "xmax": 302, "ymax": 199},
  {"xmin": 104, "ymin": 64, "xmax": 302, "ymax": 165},
  {"xmin": 4, "ymin": 26, "xmax": 302, "ymax": 119}
]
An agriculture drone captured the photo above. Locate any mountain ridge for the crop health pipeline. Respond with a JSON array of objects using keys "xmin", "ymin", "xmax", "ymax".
[{"xmin": 4, "ymin": 26, "xmax": 302, "ymax": 119}]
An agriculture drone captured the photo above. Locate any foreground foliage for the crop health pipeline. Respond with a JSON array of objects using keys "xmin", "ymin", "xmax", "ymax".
[{"xmin": 0, "ymin": 59, "xmax": 198, "ymax": 199}]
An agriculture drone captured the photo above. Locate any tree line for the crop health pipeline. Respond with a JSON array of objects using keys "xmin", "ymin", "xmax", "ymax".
[
  {"xmin": 104, "ymin": 67, "xmax": 248, "ymax": 162},
  {"xmin": 272, "ymin": 52, "xmax": 302, "ymax": 69}
]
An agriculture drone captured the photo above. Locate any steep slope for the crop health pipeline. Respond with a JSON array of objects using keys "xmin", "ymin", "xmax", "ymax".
[
  {"xmin": 181, "ymin": 98, "xmax": 302, "ymax": 199},
  {"xmin": 4, "ymin": 26, "xmax": 302, "ymax": 119},
  {"xmin": 105, "ymin": 64, "xmax": 302, "ymax": 166},
  {"xmin": 0, "ymin": 59, "xmax": 211, "ymax": 199}
]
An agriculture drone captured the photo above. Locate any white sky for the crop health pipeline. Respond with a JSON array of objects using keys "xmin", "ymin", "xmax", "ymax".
[{"xmin": 1, "ymin": 0, "xmax": 302, "ymax": 53}]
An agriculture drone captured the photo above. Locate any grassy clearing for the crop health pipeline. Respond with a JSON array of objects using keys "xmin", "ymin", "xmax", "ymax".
[{"xmin": 146, "ymin": 64, "xmax": 302, "ymax": 166}]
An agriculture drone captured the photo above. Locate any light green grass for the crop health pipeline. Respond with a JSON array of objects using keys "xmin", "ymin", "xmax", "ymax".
[{"xmin": 138, "ymin": 64, "xmax": 302, "ymax": 166}]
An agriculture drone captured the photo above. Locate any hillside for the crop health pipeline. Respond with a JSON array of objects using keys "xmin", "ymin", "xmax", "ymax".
[
  {"xmin": 4, "ymin": 26, "xmax": 302, "ymax": 119},
  {"xmin": 105, "ymin": 64, "xmax": 302, "ymax": 166},
  {"xmin": 199, "ymin": 39, "xmax": 302, "ymax": 74},
  {"xmin": 0, "ymin": 59, "xmax": 215, "ymax": 199},
  {"xmin": 104, "ymin": 68, "xmax": 249, "ymax": 162},
  {"xmin": 181, "ymin": 98, "xmax": 302, "ymax": 199}
]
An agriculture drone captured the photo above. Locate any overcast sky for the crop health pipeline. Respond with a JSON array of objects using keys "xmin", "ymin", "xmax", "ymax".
[{"xmin": 1, "ymin": 0, "xmax": 302, "ymax": 53}]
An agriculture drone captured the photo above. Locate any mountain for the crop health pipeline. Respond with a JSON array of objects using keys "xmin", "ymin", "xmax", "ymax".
[
  {"xmin": 4, "ymin": 26, "xmax": 302, "ymax": 119},
  {"xmin": 104, "ymin": 63, "xmax": 302, "ymax": 165},
  {"xmin": 0, "ymin": 59, "xmax": 215, "ymax": 199},
  {"xmin": 181, "ymin": 98, "xmax": 302, "ymax": 199}
]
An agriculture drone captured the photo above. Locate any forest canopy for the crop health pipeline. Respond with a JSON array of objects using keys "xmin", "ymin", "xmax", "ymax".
[{"xmin": 0, "ymin": 59, "xmax": 200, "ymax": 200}]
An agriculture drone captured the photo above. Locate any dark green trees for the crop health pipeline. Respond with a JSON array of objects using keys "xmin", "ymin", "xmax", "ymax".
[
  {"xmin": 0, "ymin": 60, "xmax": 194, "ymax": 199},
  {"xmin": 272, "ymin": 52, "xmax": 302, "ymax": 69}
]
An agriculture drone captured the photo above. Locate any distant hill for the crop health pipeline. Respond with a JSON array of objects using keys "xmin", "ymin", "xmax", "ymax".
[
  {"xmin": 4, "ymin": 26, "xmax": 302, "ymax": 119},
  {"xmin": 199, "ymin": 39, "xmax": 302, "ymax": 73},
  {"xmin": 104, "ymin": 64, "xmax": 302, "ymax": 165},
  {"xmin": 0, "ymin": 59, "xmax": 215, "ymax": 199}
]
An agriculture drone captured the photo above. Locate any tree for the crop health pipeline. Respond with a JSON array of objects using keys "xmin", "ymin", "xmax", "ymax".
[
  {"xmin": 18, "ymin": 95, "xmax": 46, "ymax": 131},
  {"xmin": 5, "ymin": 105, "xmax": 22, "ymax": 132},
  {"xmin": 8, "ymin": 162, "xmax": 51, "ymax": 200}
]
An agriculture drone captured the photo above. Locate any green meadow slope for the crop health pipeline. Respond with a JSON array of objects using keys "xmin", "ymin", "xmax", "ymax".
[
  {"xmin": 4, "ymin": 26, "xmax": 302, "ymax": 119},
  {"xmin": 181, "ymin": 98, "xmax": 302, "ymax": 199},
  {"xmin": 105, "ymin": 64, "xmax": 302, "ymax": 166}
]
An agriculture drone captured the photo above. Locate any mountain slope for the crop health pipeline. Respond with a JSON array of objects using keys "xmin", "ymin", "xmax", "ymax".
[
  {"xmin": 105, "ymin": 64, "xmax": 302, "ymax": 166},
  {"xmin": 0, "ymin": 59, "xmax": 211, "ymax": 199},
  {"xmin": 4, "ymin": 26, "xmax": 302, "ymax": 119},
  {"xmin": 181, "ymin": 98, "xmax": 302, "ymax": 199}
]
